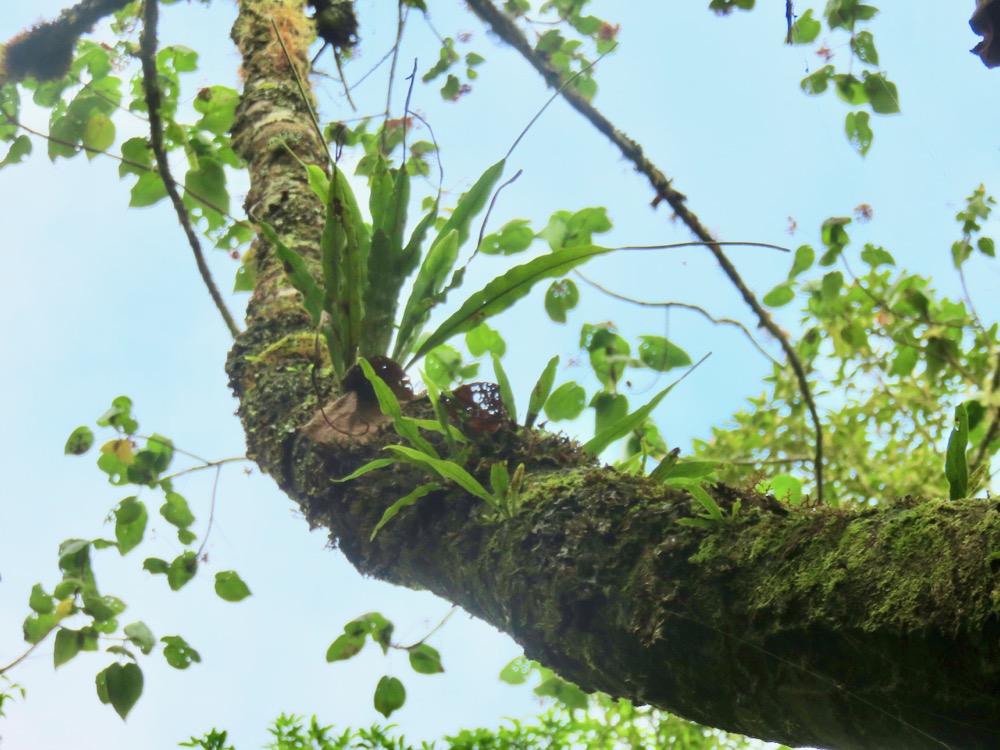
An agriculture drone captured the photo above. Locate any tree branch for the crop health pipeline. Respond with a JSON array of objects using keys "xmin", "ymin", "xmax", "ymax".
[{"xmin": 139, "ymin": 0, "xmax": 242, "ymax": 339}]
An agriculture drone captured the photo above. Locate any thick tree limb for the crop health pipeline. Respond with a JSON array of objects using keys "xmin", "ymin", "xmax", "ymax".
[
  {"xmin": 0, "ymin": 0, "xmax": 132, "ymax": 82},
  {"xmin": 227, "ymin": 3, "xmax": 1000, "ymax": 749}
]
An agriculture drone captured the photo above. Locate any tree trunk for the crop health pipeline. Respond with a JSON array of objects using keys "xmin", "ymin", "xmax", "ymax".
[{"xmin": 227, "ymin": 3, "xmax": 1000, "ymax": 749}]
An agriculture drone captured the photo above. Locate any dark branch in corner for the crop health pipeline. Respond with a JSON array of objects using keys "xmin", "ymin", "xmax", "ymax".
[
  {"xmin": 463, "ymin": 0, "xmax": 826, "ymax": 503},
  {"xmin": 139, "ymin": 0, "xmax": 241, "ymax": 339},
  {"xmin": 972, "ymin": 0, "xmax": 1000, "ymax": 68},
  {"xmin": 0, "ymin": 0, "xmax": 133, "ymax": 82}
]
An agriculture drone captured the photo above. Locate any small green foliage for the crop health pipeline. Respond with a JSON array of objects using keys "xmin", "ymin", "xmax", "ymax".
[
  {"xmin": 214, "ymin": 571, "xmax": 251, "ymax": 602},
  {"xmin": 64, "ymin": 426, "xmax": 95, "ymax": 455},
  {"xmin": 789, "ymin": 9, "xmax": 821, "ymax": 43},
  {"xmin": 526, "ymin": 356, "xmax": 560, "ymax": 429},
  {"xmin": 166, "ymin": 551, "xmax": 198, "ymax": 591},
  {"xmin": 544, "ymin": 278, "xmax": 580, "ymax": 323},
  {"xmin": 845, "ymin": 110, "xmax": 873, "ymax": 156},
  {"xmin": 114, "ymin": 497, "xmax": 147, "ymax": 555},
  {"xmin": 97, "ymin": 662, "xmax": 143, "ymax": 719},
  {"xmin": 946, "ymin": 403, "xmax": 970, "ymax": 500},
  {"xmin": 327, "ymin": 613, "xmax": 394, "ymax": 662},
  {"xmin": 161, "ymin": 635, "xmax": 201, "ymax": 669},
  {"xmin": 373, "ymin": 675, "xmax": 406, "ymax": 718},
  {"xmin": 123, "ymin": 621, "xmax": 155, "ymax": 655},
  {"xmin": 545, "ymin": 381, "xmax": 587, "ymax": 421},
  {"xmin": 407, "ymin": 643, "xmax": 444, "ymax": 674}
]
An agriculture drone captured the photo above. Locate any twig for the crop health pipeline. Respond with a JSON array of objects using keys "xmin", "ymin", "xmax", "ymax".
[
  {"xmin": 574, "ymin": 270, "xmax": 779, "ymax": 366},
  {"xmin": 139, "ymin": 0, "xmax": 241, "ymax": 339},
  {"xmin": 382, "ymin": 1, "xmax": 409, "ymax": 153},
  {"xmin": 464, "ymin": 0, "xmax": 825, "ymax": 503},
  {"xmin": 0, "ymin": 640, "xmax": 43, "ymax": 676},
  {"xmin": 196, "ymin": 464, "xmax": 223, "ymax": 559},
  {"xmin": 398, "ymin": 606, "xmax": 457, "ymax": 650}
]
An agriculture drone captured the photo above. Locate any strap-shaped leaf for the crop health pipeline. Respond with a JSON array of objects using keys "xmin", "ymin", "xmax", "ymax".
[
  {"xmin": 406, "ymin": 244, "xmax": 614, "ymax": 368},
  {"xmin": 384, "ymin": 445, "xmax": 497, "ymax": 507},
  {"xmin": 946, "ymin": 403, "xmax": 970, "ymax": 500},
  {"xmin": 582, "ymin": 382, "xmax": 676, "ymax": 457},
  {"xmin": 364, "ymin": 163, "xmax": 411, "ymax": 356},
  {"xmin": 393, "ymin": 230, "xmax": 461, "ymax": 360},
  {"xmin": 357, "ymin": 358, "xmax": 437, "ymax": 458},
  {"xmin": 492, "ymin": 353, "xmax": 517, "ymax": 425},
  {"xmin": 370, "ymin": 482, "xmax": 439, "ymax": 540},
  {"xmin": 526, "ymin": 356, "xmax": 559, "ymax": 430},
  {"xmin": 258, "ymin": 221, "xmax": 324, "ymax": 326},
  {"xmin": 392, "ymin": 160, "xmax": 505, "ymax": 360}
]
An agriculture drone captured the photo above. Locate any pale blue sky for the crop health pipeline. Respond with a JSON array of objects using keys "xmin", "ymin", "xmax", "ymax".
[{"xmin": 1, "ymin": 2, "xmax": 997, "ymax": 748}]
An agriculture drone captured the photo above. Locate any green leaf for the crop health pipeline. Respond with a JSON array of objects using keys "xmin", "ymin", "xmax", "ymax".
[
  {"xmin": 29, "ymin": 584, "xmax": 55, "ymax": 614},
  {"xmin": 638, "ymin": 336, "xmax": 691, "ymax": 371},
  {"xmin": 394, "ymin": 160, "xmax": 506, "ymax": 359},
  {"xmin": 259, "ymin": 221, "xmax": 324, "ymax": 327},
  {"xmin": 479, "ymin": 219, "xmax": 534, "ymax": 255},
  {"xmin": 863, "ymin": 72, "xmax": 899, "ymax": 114},
  {"xmin": 326, "ymin": 632, "xmax": 366, "ymax": 662},
  {"xmin": 82, "ymin": 112, "xmax": 114, "ymax": 156},
  {"xmin": 544, "ymin": 279, "xmax": 580, "ymax": 323},
  {"xmin": 687, "ymin": 483, "xmax": 725, "ymax": 520},
  {"xmin": 789, "ymin": 8, "xmax": 821, "ymax": 43},
  {"xmin": 946, "ymin": 403, "xmax": 970, "ymax": 500},
  {"xmin": 97, "ymin": 396, "xmax": 138, "ymax": 434},
  {"xmin": 801, "ymin": 65, "xmax": 834, "ymax": 95},
  {"xmin": 583, "ymin": 381, "xmax": 678, "ymax": 457},
  {"xmin": 101, "ymin": 662, "xmax": 143, "ymax": 719},
  {"xmin": 861, "ymin": 244, "xmax": 894, "ymax": 267},
  {"xmin": 466, "ymin": 323, "xmax": 506, "ymax": 357},
  {"xmin": 535, "ymin": 675, "xmax": 588, "ymax": 711},
  {"xmin": 373, "ymin": 676, "xmax": 406, "ymax": 718},
  {"xmin": 143, "ymin": 557, "xmax": 169, "ymax": 575},
  {"xmin": 408, "ymin": 644, "xmax": 444, "ymax": 674},
  {"xmin": 499, "ymin": 656, "xmax": 530, "ymax": 685},
  {"xmin": 358, "ymin": 357, "xmax": 438, "ymax": 457},
  {"xmin": 370, "ymin": 483, "xmax": 440, "ymax": 540},
  {"xmin": 845, "ymin": 110, "xmax": 873, "ymax": 157},
  {"xmin": 544, "ymin": 381, "xmax": 587, "ymax": 422},
  {"xmin": 54, "ymin": 628, "xmax": 83, "ymax": 668},
  {"xmin": 333, "ymin": 458, "xmax": 395, "ymax": 483},
  {"xmin": 762, "ymin": 474, "xmax": 803, "ymax": 504},
  {"xmin": 64, "ymin": 426, "xmax": 95, "ymax": 455},
  {"xmin": 850, "ymin": 30, "xmax": 879, "ymax": 65},
  {"xmin": 114, "ymin": 497, "xmax": 147, "ymax": 556},
  {"xmin": 166, "ymin": 551, "xmax": 197, "ymax": 591},
  {"xmin": 490, "ymin": 463, "xmax": 510, "ymax": 499},
  {"xmin": 763, "ymin": 282, "xmax": 796, "ymax": 308},
  {"xmin": 492, "ymin": 354, "xmax": 517, "ymax": 424},
  {"xmin": 123, "ymin": 622, "xmax": 155, "ymax": 655},
  {"xmin": 526, "ymin": 356, "xmax": 559, "ymax": 429},
  {"xmin": 591, "ymin": 392, "xmax": 628, "ymax": 436},
  {"xmin": 129, "ymin": 171, "xmax": 168, "ymax": 207},
  {"xmin": 788, "ymin": 245, "xmax": 815, "ymax": 279},
  {"xmin": 214, "ymin": 571, "xmax": 251, "ymax": 602},
  {"xmin": 161, "ymin": 635, "xmax": 201, "ymax": 669},
  {"xmin": 160, "ymin": 492, "xmax": 194, "ymax": 530},
  {"xmin": 384, "ymin": 446, "xmax": 497, "ymax": 507},
  {"xmin": 407, "ymin": 244, "xmax": 615, "ymax": 367}
]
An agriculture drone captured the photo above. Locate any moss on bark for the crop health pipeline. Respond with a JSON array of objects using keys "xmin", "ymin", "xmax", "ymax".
[{"xmin": 225, "ymin": 3, "xmax": 1000, "ymax": 749}]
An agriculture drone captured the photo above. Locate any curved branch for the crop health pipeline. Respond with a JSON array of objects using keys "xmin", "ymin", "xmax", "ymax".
[
  {"xmin": 139, "ymin": 0, "xmax": 241, "ymax": 339},
  {"xmin": 462, "ymin": 0, "xmax": 825, "ymax": 503}
]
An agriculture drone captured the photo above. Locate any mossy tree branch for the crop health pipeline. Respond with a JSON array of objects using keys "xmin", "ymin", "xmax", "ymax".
[{"xmin": 226, "ymin": 3, "xmax": 1000, "ymax": 750}]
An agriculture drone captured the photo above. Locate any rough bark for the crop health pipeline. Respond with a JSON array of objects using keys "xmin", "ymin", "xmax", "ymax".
[{"xmin": 226, "ymin": 3, "xmax": 1000, "ymax": 749}]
